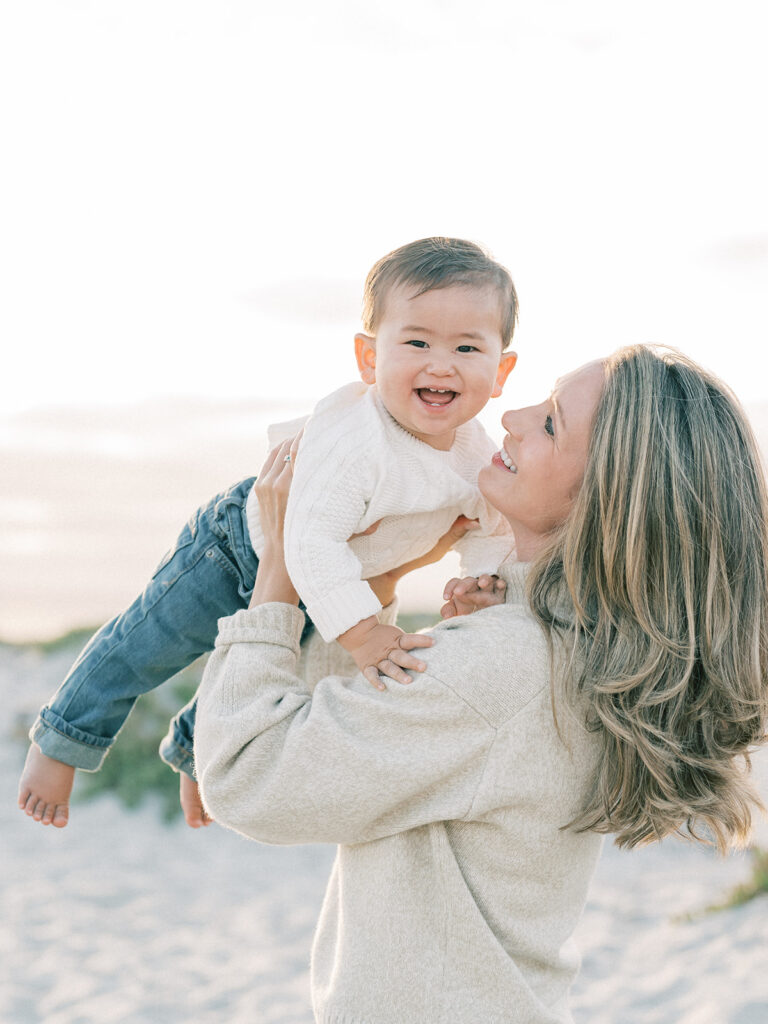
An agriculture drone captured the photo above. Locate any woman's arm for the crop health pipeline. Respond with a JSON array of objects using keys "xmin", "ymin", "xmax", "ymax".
[
  {"xmin": 193, "ymin": 442, "xmax": 496, "ymax": 845},
  {"xmin": 194, "ymin": 601, "xmax": 495, "ymax": 846},
  {"xmin": 247, "ymin": 440, "xmax": 301, "ymax": 608}
]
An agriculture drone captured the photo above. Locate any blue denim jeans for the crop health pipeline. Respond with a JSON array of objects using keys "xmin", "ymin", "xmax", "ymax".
[{"xmin": 30, "ymin": 478, "xmax": 313, "ymax": 779}]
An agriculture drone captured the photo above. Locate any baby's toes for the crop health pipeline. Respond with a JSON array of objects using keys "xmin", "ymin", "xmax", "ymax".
[{"xmin": 52, "ymin": 804, "xmax": 69, "ymax": 828}]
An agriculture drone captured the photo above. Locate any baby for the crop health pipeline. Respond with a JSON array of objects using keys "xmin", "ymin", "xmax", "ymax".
[{"xmin": 18, "ymin": 236, "xmax": 518, "ymax": 828}]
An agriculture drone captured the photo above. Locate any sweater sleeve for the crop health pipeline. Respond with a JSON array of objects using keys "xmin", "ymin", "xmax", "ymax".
[
  {"xmin": 284, "ymin": 460, "xmax": 383, "ymax": 641},
  {"xmin": 194, "ymin": 604, "xmax": 495, "ymax": 846}
]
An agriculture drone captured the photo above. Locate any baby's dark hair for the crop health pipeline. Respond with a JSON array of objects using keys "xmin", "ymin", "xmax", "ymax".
[{"xmin": 362, "ymin": 237, "xmax": 519, "ymax": 349}]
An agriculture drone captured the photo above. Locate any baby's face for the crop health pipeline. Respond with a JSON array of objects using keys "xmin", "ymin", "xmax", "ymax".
[{"xmin": 355, "ymin": 283, "xmax": 516, "ymax": 451}]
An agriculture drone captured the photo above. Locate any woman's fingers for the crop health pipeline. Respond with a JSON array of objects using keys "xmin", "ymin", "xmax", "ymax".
[
  {"xmin": 254, "ymin": 441, "xmax": 295, "ymax": 545},
  {"xmin": 257, "ymin": 431, "xmax": 303, "ymax": 485},
  {"xmin": 257, "ymin": 440, "xmax": 289, "ymax": 480},
  {"xmin": 444, "ymin": 515, "xmax": 480, "ymax": 544},
  {"xmin": 287, "ymin": 428, "xmax": 303, "ymax": 466},
  {"xmin": 349, "ymin": 518, "xmax": 382, "ymax": 540}
]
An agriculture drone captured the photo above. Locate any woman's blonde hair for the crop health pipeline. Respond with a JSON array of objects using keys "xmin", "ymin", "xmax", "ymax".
[{"xmin": 530, "ymin": 345, "xmax": 768, "ymax": 852}]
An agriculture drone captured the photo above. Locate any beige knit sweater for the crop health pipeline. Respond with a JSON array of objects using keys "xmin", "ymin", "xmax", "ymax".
[{"xmin": 195, "ymin": 560, "xmax": 604, "ymax": 1024}]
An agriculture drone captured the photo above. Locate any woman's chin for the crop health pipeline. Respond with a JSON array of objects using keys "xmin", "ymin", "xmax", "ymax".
[{"xmin": 478, "ymin": 462, "xmax": 507, "ymax": 512}]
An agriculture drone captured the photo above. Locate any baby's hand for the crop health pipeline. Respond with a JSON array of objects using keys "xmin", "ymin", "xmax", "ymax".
[
  {"xmin": 440, "ymin": 575, "xmax": 506, "ymax": 619},
  {"xmin": 339, "ymin": 618, "xmax": 433, "ymax": 691}
]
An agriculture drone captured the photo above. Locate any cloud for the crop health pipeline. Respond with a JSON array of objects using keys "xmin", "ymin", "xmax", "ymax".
[
  {"xmin": 706, "ymin": 235, "xmax": 768, "ymax": 265},
  {"xmin": 238, "ymin": 279, "xmax": 361, "ymax": 326},
  {"xmin": 0, "ymin": 396, "xmax": 311, "ymax": 459}
]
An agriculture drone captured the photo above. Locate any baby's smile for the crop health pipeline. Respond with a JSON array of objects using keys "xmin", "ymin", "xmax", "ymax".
[{"xmin": 415, "ymin": 387, "xmax": 458, "ymax": 408}]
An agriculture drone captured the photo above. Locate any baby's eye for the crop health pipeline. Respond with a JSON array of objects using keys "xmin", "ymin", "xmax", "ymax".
[
  {"xmin": 545, "ymin": 415, "xmax": 555, "ymax": 437},
  {"xmin": 406, "ymin": 339, "xmax": 428, "ymax": 348},
  {"xmin": 456, "ymin": 344, "xmax": 479, "ymax": 353}
]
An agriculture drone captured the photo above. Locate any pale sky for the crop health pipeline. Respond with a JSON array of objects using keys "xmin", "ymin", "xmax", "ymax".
[
  {"xmin": 2, "ymin": 0, "xmax": 767, "ymax": 416},
  {"xmin": 1, "ymin": 0, "xmax": 768, "ymax": 639}
]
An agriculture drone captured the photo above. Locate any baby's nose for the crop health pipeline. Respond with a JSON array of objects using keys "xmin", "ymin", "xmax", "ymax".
[{"xmin": 426, "ymin": 353, "xmax": 455, "ymax": 375}]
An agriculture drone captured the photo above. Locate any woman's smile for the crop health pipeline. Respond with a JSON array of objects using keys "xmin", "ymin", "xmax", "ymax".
[
  {"xmin": 491, "ymin": 450, "xmax": 517, "ymax": 473},
  {"xmin": 479, "ymin": 361, "xmax": 606, "ymax": 561}
]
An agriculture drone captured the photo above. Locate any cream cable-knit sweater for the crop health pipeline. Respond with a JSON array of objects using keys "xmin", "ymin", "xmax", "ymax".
[
  {"xmin": 195, "ymin": 559, "xmax": 604, "ymax": 1024},
  {"xmin": 245, "ymin": 382, "xmax": 514, "ymax": 641}
]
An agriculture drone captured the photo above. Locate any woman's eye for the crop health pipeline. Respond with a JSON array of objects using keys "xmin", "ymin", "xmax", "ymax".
[{"xmin": 545, "ymin": 415, "xmax": 555, "ymax": 437}]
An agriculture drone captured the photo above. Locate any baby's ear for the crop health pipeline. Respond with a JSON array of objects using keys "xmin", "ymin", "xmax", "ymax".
[
  {"xmin": 491, "ymin": 351, "xmax": 517, "ymax": 398},
  {"xmin": 354, "ymin": 333, "xmax": 377, "ymax": 385}
]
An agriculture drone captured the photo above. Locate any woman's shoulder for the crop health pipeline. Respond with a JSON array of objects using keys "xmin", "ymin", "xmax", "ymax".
[{"xmin": 418, "ymin": 603, "xmax": 552, "ymax": 728}]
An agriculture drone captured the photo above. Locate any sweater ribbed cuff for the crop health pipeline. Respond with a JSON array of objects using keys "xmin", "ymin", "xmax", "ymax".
[
  {"xmin": 214, "ymin": 603, "xmax": 306, "ymax": 653},
  {"xmin": 305, "ymin": 580, "xmax": 383, "ymax": 642}
]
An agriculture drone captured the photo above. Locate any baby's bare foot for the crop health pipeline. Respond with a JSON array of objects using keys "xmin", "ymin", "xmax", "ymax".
[
  {"xmin": 18, "ymin": 744, "xmax": 75, "ymax": 828},
  {"xmin": 179, "ymin": 772, "xmax": 212, "ymax": 829}
]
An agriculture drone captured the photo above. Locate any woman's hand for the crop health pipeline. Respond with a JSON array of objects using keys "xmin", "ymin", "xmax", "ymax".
[
  {"xmin": 249, "ymin": 436, "xmax": 302, "ymax": 608},
  {"xmin": 366, "ymin": 515, "xmax": 480, "ymax": 607}
]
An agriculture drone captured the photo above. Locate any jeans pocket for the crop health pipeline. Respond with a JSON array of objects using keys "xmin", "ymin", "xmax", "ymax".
[{"xmin": 204, "ymin": 544, "xmax": 244, "ymax": 585}]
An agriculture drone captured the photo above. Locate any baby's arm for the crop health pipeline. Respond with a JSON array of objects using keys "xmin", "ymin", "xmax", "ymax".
[
  {"xmin": 346, "ymin": 512, "xmax": 483, "ymax": 688},
  {"xmin": 440, "ymin": 574, "xmax": 506, "ymax": 619}
]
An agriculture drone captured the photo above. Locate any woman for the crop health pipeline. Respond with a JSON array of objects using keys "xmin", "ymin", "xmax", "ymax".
[{"xmin": 194, "ymin": 346, "xmax": 768, "ymax": 1024}]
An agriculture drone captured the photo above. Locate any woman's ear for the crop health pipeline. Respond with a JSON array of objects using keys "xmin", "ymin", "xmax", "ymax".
[
  {"xmin": 354, "ymin": 333, "xmax": 377, "ymax": 385},
  {"xmin": 491, "ymin": 351, "xmax": 517, "ymax": 398}
]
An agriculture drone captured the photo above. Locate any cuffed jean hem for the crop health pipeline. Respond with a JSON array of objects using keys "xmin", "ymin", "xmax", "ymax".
[
  {"xmin": 30, "ymin": 712, "xmax": 111, "ymax": 771},
  {"xmin": 158, "ymin": 731, "xmax": 196, "ymax": 779}
]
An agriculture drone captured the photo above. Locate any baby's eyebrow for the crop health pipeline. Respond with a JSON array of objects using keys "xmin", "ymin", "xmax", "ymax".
[{"xmin": 400, "ymin": 325, "xmax": 485, "ymax": 341}]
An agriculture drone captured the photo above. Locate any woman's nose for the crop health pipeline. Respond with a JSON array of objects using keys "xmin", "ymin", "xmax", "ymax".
[{"xmin": 501, "ymin": 409, "xmax": 523, "ymax": 439}]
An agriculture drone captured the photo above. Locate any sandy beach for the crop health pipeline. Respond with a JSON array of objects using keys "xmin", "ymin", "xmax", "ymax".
[{"xmin": 4, "ymin": 641, "xmax": 768, "ymax": 1024}]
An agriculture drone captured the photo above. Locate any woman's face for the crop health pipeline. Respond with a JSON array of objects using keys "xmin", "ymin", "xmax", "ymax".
[{"xmin": 478, "ymin": 361, "xmax": 605, "ymax": 560}]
